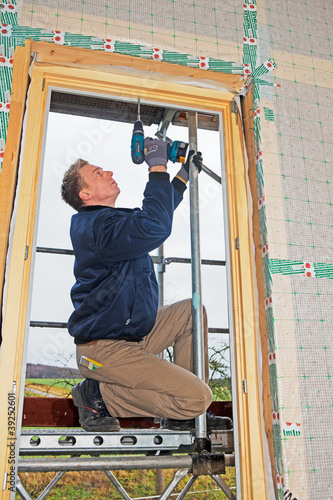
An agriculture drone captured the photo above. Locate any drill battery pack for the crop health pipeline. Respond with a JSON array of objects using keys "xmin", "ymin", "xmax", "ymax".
[{"xmin": 167, "ymin": 140, "xmax": 189, "ymax": 164}]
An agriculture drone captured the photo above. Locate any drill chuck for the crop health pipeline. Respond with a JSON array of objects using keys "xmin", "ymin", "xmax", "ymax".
[{"xmin": 131, "ymin": 120, "xmax": 145, "ymax": 164}]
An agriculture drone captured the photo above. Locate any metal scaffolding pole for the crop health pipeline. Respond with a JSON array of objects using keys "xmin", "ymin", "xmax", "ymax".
[
  {"xmin": 35, "ymin": 472, "xmax": 66, "ymax": 500},
  {"xmin": 157, "ymin": 244, "xmax": 165, "ymax": 308},
  {"xmin": 18, "ymin": 455, "xmax": 193, "ymax": 473},
  {"xmin": 175, "ymin": 475, "xmax": 198, "ymax": 500},
  {"xmin": 159, "ymin": 469, "xmax": 190, "ymax": 500},
  {"xmin": 16, "ymin": 478, "xmax": 34, "ymax": 500},
  {"xmin": 104, "ymin": 471, "xmax": 132, "ymax": 500},
  {"xmin": 211, "ymin": 474, "xmax": 237, "ymax": 500},
  {"xmin": 188, "ymin": 111, "xmax": 207, "ymax": 443}
]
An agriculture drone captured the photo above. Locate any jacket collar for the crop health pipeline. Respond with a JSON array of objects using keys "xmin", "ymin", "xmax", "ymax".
[
  {"xmin": 78, "ymin": 205, "xmax": 111, "ymax": 212},
  {"xmin": 78, "ymin": 205, "xmax": 134, "ymax": 213}
]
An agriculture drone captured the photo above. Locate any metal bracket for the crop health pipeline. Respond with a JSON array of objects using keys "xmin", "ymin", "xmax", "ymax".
[
  {"xmin": 158, "ymin": 256, "xmax": 166, "ymax": 273},
  {"xmin": 192, "ymin": 452, "xmax": 225, "ymax": 475}
]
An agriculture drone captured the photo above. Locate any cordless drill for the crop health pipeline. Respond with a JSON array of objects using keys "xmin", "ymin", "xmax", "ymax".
[
  {"xmin": 131, "ymin": 98, "xmax": 189, "ymax": 164},
  {"xmin": 131, "ymin": 98, "xmax": 145, "ymax": 165}
]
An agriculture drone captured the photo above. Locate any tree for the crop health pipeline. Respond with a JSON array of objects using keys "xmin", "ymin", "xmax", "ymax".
[
  {"xmin": 165, "ymin": 341, "xmax": 231, "ymax": 401},
  {"xmin": 208, "ymin": 343, "xmax": 231, "ymax": 401}
]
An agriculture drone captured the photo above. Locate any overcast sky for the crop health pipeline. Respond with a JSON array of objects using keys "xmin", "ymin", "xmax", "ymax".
[{"xmin": 26, "ymin": 110, "xmax": 230, "ymax": 370}]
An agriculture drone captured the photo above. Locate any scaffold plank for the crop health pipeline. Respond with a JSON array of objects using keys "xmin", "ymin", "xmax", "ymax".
[
  {"xmin": 21, "ymin": 397, "xmax": 232, "ymax": 427},
  {"xmin": 20, "ymin": 429, "xmax": 194, "ymax": 455},
  {"xmin": 19, "ymin": 428, "xmax": 234, "ymax": 455}
]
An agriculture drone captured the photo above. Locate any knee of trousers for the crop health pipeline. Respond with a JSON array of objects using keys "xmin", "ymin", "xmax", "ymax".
[
  {"xmin": 184, "ymin": 299, "xmax": 207, "ymax": 318},
  {"xmin": 186, "ymin": 381, "xmax": 213, "ymax": 417}
]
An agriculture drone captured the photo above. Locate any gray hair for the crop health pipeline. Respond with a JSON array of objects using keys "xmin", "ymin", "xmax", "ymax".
[{"xmin": 61, "ymin": 158, "xmax": 89, "ymax": 211}]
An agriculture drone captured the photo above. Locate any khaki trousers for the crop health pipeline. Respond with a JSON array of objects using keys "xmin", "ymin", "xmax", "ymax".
[{"xmin": 76, "ymin": 299, "xmax": 212, "ymax": 419}]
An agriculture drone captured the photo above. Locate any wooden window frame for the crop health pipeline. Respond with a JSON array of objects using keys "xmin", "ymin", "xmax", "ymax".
[{"xmin": 0, "ymin": 40, "xmax": 270, "ymax": 499}]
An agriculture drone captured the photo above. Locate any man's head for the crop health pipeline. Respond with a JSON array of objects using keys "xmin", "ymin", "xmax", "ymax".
[
  {"xmin": 61, "ymin": 159, "xmax": 88, "ymax": 211},
  {"xmin": 61, "ymin": 159, "xmax": 120, "ymax": 210}
]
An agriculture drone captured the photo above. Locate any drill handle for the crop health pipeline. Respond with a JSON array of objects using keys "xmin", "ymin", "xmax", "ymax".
[{"xmin": 131, "ymin": 120, "xmax": 145, "ymax": 164}]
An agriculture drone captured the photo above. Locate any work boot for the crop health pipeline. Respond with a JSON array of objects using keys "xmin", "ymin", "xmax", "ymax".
[
  {"xmin": 71, "ymin": 378, "xmax": 120, "ymax": 432},
  {"xmin": 160, "ymin": 410, "xmax": 233, "ymax": 431}
]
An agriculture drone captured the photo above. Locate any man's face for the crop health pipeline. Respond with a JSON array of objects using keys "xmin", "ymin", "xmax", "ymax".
[{"xmin": 79, "ymin": 164, "xmax": 120, "ymax": 207}]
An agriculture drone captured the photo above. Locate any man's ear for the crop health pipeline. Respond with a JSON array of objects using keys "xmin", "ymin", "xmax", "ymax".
[{"xmin": 79, "ymin": 189, "xmax": 92, "ymax": 202}]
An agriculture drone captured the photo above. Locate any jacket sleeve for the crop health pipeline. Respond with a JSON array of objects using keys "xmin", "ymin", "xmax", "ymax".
[
  {"xmin": 94, "ymin": 173, "xmax": 174, "ymax": 263},
  {"xmin": 172, "ymin": 176, "xmax": 186, "ymax": 209}
]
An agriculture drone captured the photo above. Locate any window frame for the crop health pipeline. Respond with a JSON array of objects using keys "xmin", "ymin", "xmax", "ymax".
[{"xmin": 0, "ymin": 40, "xmax": 270, "ymax": 500}]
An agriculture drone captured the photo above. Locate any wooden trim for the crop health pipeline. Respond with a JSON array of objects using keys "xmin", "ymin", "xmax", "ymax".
[
  {"xmin": 0, "ymin": 59, "xmax": 48, "ymax": 500},
  {"xmin": 0, "ymin": 41, "xmax": 268, "ymax": 499},
  {"xmin": 241, "ymin": 88, "xmax": 277, "ymax": 497},
  {"xmin": 223, "ymin": 101, "xmax": 269, "ymax": 499},
  {"xmin": 33, "ymin": 62, "xmax": 235, "ymax": 106},
  {"xmin": 30, "ymin": 41, "xmax": 244, "ymax": 93},
  {"xmin": 0, "ymin": 42, "xmax": 32, "ymax": 330}
]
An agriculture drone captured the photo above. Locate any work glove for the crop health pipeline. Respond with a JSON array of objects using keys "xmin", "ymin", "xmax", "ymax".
[
  {"xmin": 176, "ymin": 150, "xmax": 203, "ymax": 184},
  {"xmin": 144, "ymin": 137, "xmax": 168, "ymax": 169}
]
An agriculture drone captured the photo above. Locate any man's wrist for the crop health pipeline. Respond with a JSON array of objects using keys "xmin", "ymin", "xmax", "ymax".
[
  {"xmin": 175, "ymin": 164, "xmax": 189, "ymax": 184},
  {"xmin": 149, "ymin": 165, "xmax": 167, "ymax": 172}
]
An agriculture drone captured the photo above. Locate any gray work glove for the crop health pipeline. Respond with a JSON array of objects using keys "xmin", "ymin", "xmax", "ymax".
[
  {"xmin": 144, "ymin": 137, "xmax": 168, "ymax": 169},
  {"xmin": 176, "ymin": 150, "xmax": 203, "ymax": 184}
]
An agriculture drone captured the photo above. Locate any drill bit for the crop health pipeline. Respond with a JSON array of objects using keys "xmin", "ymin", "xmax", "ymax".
[
  {"xmin": 131, "ymin": 97, "xmax": 145, "ymax": 164},
  {"xmin": 137, "ymin": 96, "xmax": 141, "ymax": 121}
]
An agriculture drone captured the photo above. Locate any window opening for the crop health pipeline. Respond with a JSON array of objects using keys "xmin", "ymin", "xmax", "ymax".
[
  {"xmin": 21, "ymin": 91, "xmax": 236, "ymax": 499},
  {"xmin": 27, "ymin": 94, "xmax": 230, "ymax": 387}
]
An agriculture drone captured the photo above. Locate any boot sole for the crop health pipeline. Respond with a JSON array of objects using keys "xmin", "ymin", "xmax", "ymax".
[
  {"xmin": 71, "ymin": 384, "xmax": 120, "ymax": 432},
  {"xmin": 81, "ymin": 420, "xmax": 121, "ymax": 432},
  {"xmin": 161, "ymin": 418, "xmax": 233, "ymax": 432}
]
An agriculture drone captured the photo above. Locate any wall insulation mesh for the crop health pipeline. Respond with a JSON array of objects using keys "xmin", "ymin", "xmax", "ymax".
[
  {"xmin": 0, "ymin": 0, "xmax": 332, "ymax": 499},
  {"xmin": 256, "ymin": 1, "xmax": 333, "ymax": 498}
]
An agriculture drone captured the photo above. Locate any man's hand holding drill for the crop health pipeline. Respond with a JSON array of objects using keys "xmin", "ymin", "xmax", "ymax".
[{"xmin": 144, "ymin": 137, "xmax": 168, "ymax": 171}]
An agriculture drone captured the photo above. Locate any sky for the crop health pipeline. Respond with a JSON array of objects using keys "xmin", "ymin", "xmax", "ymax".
[{"xmin": 26, "ymin": 108, "xmax": 230, "ymax": 371}]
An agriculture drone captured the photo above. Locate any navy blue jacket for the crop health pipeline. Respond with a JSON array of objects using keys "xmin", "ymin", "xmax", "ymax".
[{"xmin": 68, "ymin": 172, "xmax": 185, "ymax": 343}]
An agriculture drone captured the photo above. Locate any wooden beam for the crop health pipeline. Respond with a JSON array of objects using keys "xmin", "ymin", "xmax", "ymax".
[
  {"xmin": 33, "ymin": 61, "xmax": 235, "ymax": 108},
  {"xmin": 30, "ymin": 41, "xmax": 244, "ymax": 93},
  {"xmin": 0, "ymin": 42, "xmax": 32, "ymax": 337},
  {"xmin": 21, "ymin": 398, "xmax": 232, "ymax": 427},
  {"xmin": 241, "ymin": 87, "xmax": 277, "ymax": 497},
  {"xmin": 223, "ymin": 101, "xmax": 269, "ymax": 499},
  {"xmin": 0, "ymin": 61, "xmax": 48, "ymax": 500}
]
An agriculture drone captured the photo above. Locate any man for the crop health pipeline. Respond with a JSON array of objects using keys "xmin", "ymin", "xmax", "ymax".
[{"xmin": 61, "ymin": 137, "xmax": 232, "ymax": 433}]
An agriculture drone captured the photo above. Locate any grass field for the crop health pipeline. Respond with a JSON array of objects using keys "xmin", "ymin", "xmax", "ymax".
[
  {"xmin": 17, "ymin": 467, "xmax": 236, "ymax": 499},
  {"xmin": 25, "ymin": 378, "xmax": 82, "ymax": 397},
  {"xmin": 25, "ymin": 378, "xmax": 83, "ymax": 388}
]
